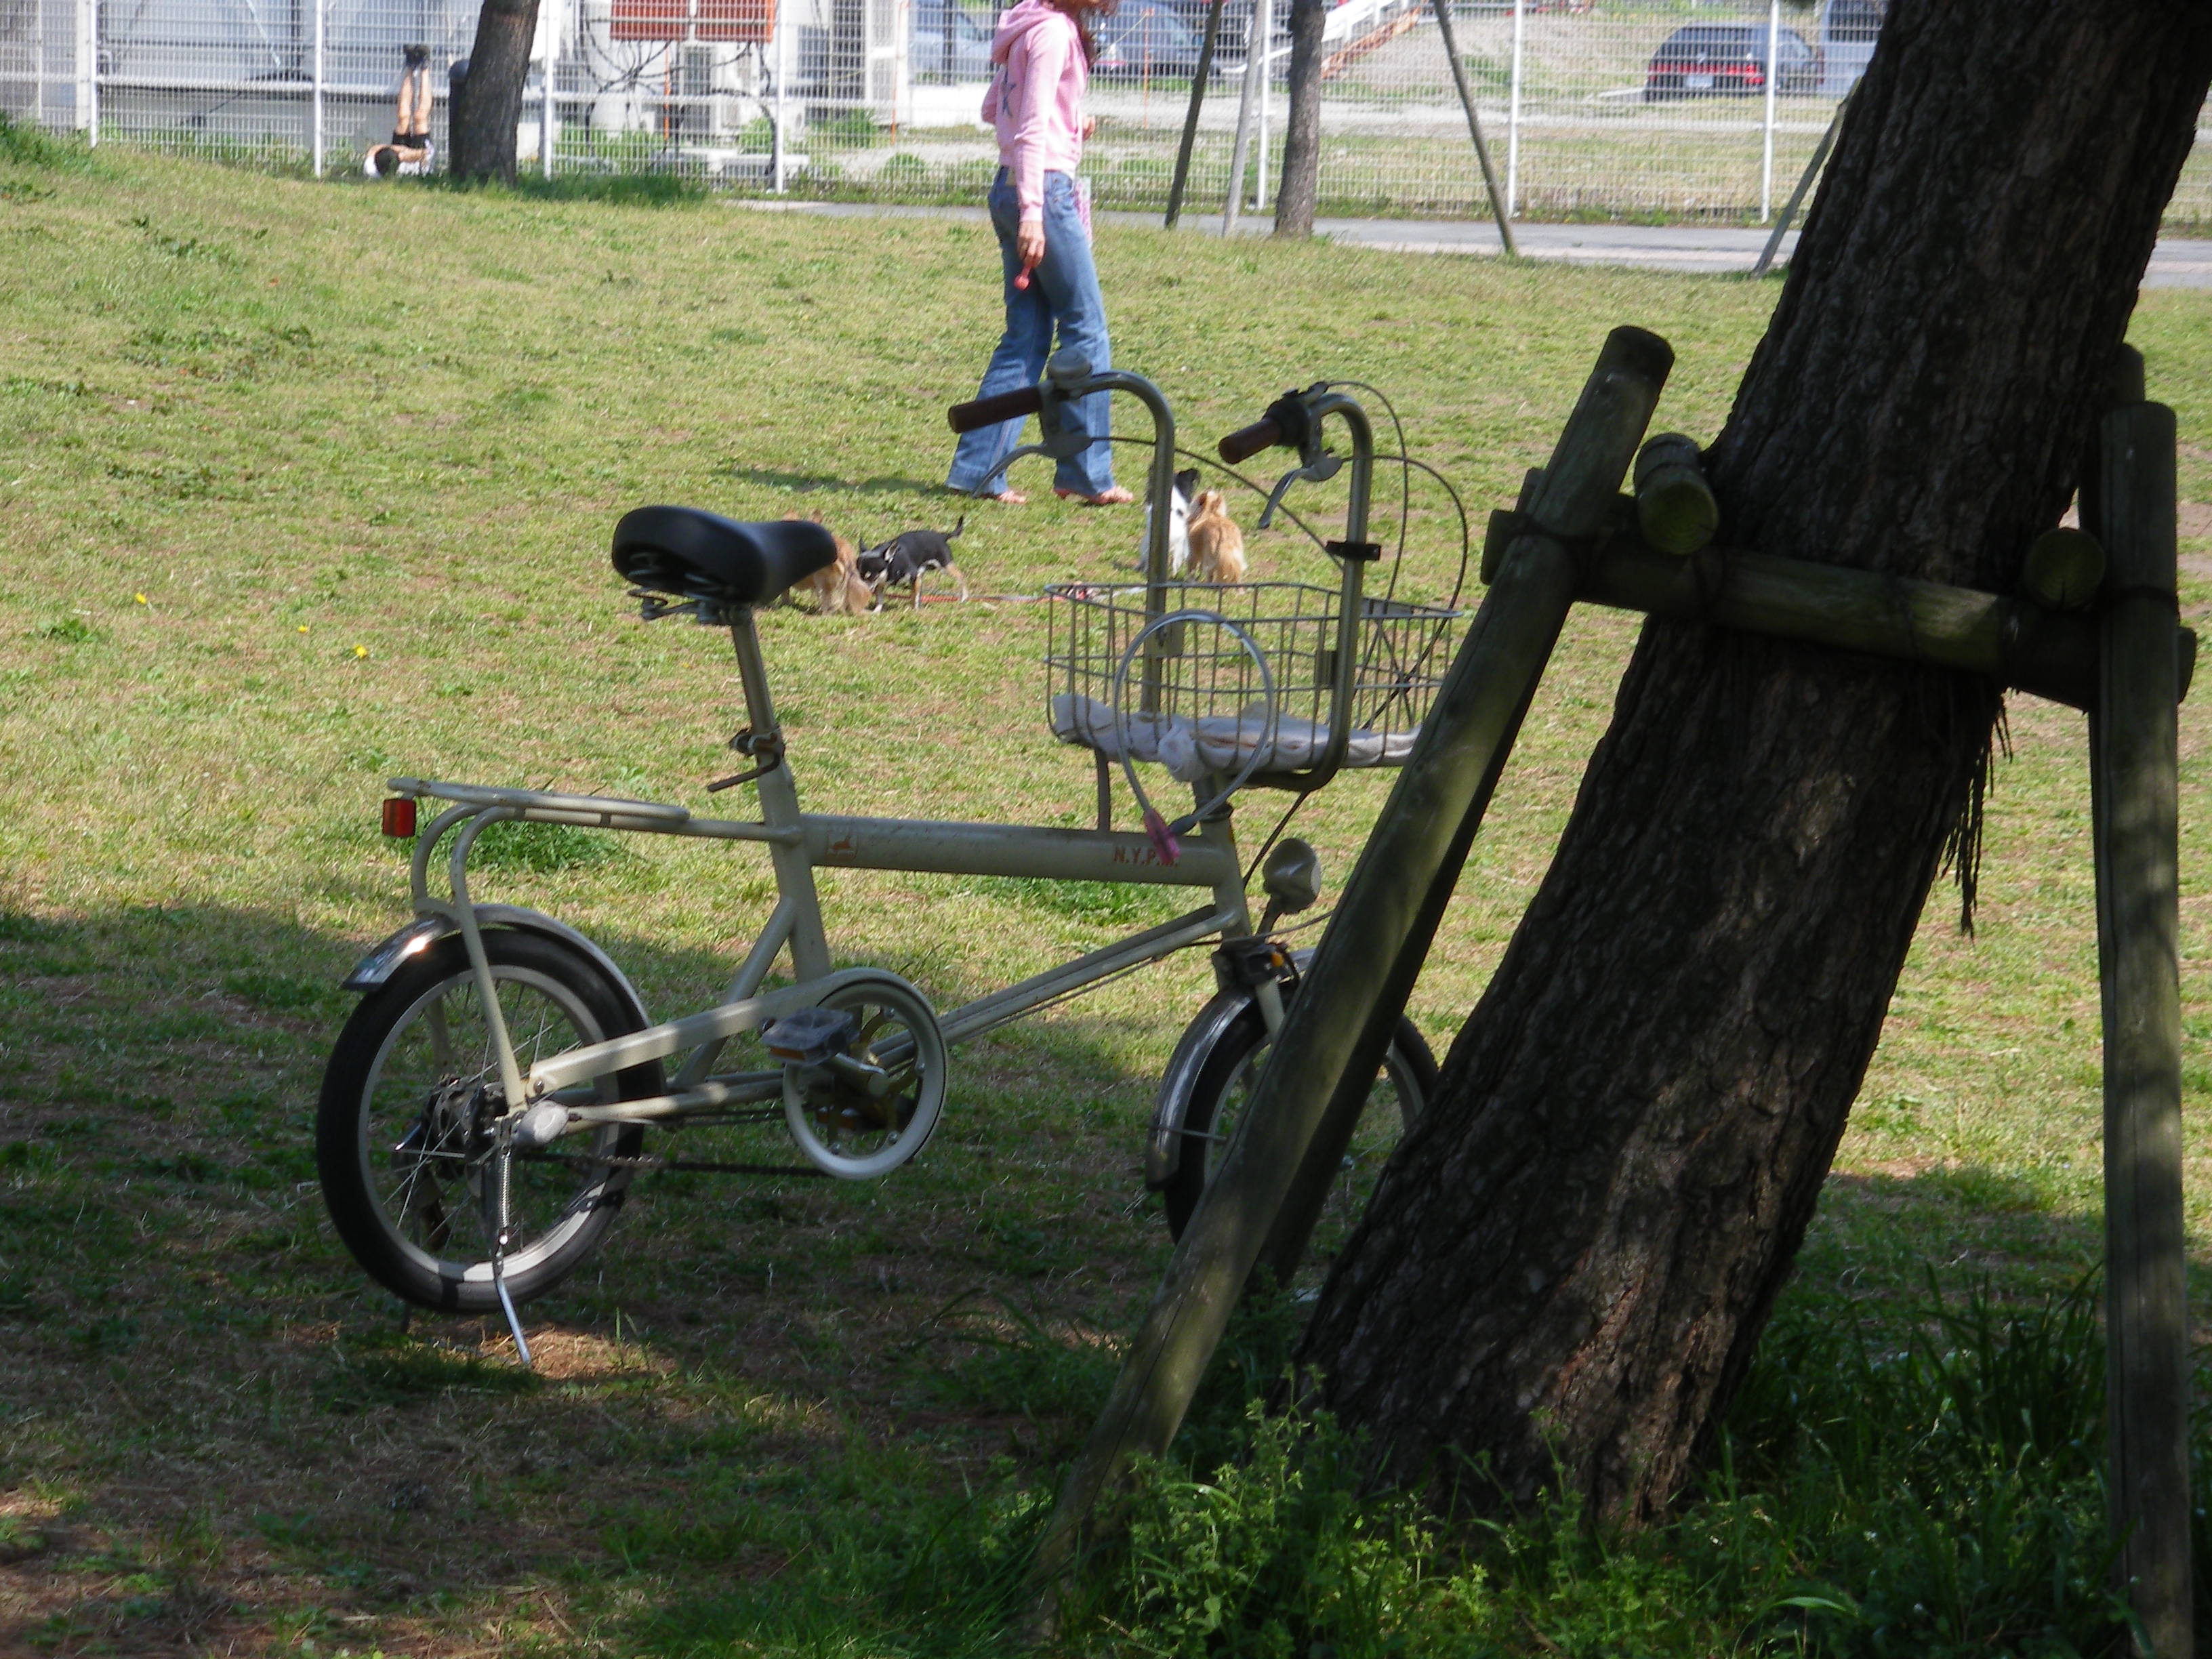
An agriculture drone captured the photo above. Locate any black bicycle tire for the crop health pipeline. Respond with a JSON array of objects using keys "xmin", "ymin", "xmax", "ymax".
[
  {"xmin": 315, "ymin": 930, "xmax": 658, "ymax": 1313},
  {"xmin": 1158, "ymin": 1004, "xmax": 1437, "ymax": 1242}
]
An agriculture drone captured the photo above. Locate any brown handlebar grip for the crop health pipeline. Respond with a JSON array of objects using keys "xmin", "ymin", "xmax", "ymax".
[
  {"xmin": 948, "ymin": 386, "xmax": 1045, "ymax": 433},
  {"xmin": 1217, "ymin": 418, "xmax": 1284, "ymax": 465}
]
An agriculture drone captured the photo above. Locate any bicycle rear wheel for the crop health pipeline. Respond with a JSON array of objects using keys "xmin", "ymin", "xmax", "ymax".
[{"xmin": 316, "ymin": 930, "xmax": 660, "ymax": 1313}]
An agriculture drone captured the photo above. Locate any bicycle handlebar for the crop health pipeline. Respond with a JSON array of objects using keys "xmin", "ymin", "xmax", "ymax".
[
  {"xmin": 1216, "ymin": 417, "xmax": 1284, "ymax": 465},
  {"xmin": 948, "ymin": 386, "xmax": 1044, "ymax": 433}
]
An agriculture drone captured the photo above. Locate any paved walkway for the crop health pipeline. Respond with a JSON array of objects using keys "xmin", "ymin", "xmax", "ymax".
[{"xmin": 735, "ymin": 197, "xmax": 2212, "ymax": 288}]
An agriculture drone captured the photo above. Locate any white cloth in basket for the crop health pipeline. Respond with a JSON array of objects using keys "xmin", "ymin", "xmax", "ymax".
[{"xmin": 1050, "ymin": 693, "xmax": 1418, "ymax": 782}]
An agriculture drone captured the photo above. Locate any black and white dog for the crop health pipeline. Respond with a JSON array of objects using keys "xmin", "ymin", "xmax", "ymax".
[
  {"xmin": 1143, "ymin": 468, "xmax": 1201, "ymax": 575},
  {"xmin": 857, "ymin": 516, "xmax": 968, "ymax": 610}
]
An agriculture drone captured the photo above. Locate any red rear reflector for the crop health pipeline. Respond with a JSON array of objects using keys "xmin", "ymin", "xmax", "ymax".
[{"xmin": 382, "ymin": 797, "xmax": 417, "ymax": 838}]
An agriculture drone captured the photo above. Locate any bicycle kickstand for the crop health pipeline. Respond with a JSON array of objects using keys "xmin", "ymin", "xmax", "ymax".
[{"xmin": 489, "ymin": 1122, "xmax": 533, "ymax": 1370}]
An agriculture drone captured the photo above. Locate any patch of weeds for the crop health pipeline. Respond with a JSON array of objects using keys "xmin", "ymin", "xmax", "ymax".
[
  {"xmin": 133, "ymin": 1149, "xmax": 226, "ymax": 1184},
  {"xmin": 632, "ymin": 1470, "xmax": 1049, "ymax": 1657},
  {"xmin": 0, "ymin": 1514, "xmax": 49, "ymax": 1563},
  {"xmin": 0, "ymin": 1278, "xmax": 47, "ymax": 1322},
  {"xmin": 908, "ymin": 1291, "xmax": 1116, "ymax": 1425},
  {"xmin": 0, "ymin": 110, "xmax": 91, "ymax": 168},
  {"xmin": 120, "ymin": 322, "xmax": 310, "ymax": 382},
  {"xmin": 127, "ymin": 213, "xmax": 236, "ymax": 262},
  {"xmin": 104, "ymin": 457, "xmax": 245, "ymax": 498},
  {"xmin": 35, "ymin": 614, "xmax": 103, "ymax": 643},
  {"xmin": 0, "ymin": 1138, "xmax": 59, "ymax": 1172},
  {"xmin": 1101, "ymin": 1403, "xmax": 1445, "ymax": 1659},
  {"xmin": 74, "ymin": 1314, "xmax": 140, "ymax": 1351}
]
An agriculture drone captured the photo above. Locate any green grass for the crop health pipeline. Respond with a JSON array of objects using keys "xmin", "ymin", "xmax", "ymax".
[{"xmin": 0, "ymin": 135, "xmax": 2208, "ymax": 1654}]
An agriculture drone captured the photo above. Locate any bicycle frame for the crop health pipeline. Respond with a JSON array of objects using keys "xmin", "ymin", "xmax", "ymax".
[
  {"xmin": 358, "ymin": 367, "xmax": 1396, "ymax": 1149},
  {"xmin": 381, "ymin": 594, "xmax": 1279, "ymax": 1132}
]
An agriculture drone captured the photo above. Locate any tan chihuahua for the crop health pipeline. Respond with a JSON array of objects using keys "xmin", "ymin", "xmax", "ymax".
[
  {"xmin": 1186, "ymin": 489, "xmax": 1246, "ymax": 584},
  {"xmin": 787, "ymin": 510, "xmax": 872, "ymax": 615}
]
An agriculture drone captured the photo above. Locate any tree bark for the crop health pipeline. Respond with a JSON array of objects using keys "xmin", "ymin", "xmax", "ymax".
[
  {"xmin": 1271, "ymin": 0, "xmax": 1324, "ymax": 236},
  {"xmin": 1296, "ymin": 0, "xmax": 2212, "ymax": 1525},
  {"xmin": 449, "ymin": 0, "xmax": 539, "ymax": 184}
]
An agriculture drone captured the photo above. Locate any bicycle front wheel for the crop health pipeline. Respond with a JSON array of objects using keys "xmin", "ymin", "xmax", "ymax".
[
  {"xmin": 1158, "ymin": 1002, "xmax": 1436, "ymax": 1275},
  {"xmin": 315, "ymin": 930, "xmax": 660, "ymax": 1313}
]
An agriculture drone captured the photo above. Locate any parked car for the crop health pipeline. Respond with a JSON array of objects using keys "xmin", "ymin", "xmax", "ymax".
[
  {"xmin": 1094, "ymin": 0, "xmax": 1214, "ymax": 81},
  {"xmin": 1816, "ymin": 0, "xmax": 1883, "ymax": 95},
  {"xmin": 1643, "ymin": 23, "xmax": 1818, "ymax": 101}
]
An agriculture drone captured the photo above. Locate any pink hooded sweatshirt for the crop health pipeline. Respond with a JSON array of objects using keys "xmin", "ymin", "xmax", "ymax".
[{"xmin": 979, "ymin": 0, "xmax": 1088, "ymax": 232}]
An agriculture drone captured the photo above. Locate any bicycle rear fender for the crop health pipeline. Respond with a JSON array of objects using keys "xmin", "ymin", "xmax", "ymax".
[{"xmin": 340, "ymin": 905, "xmax": 650, "ymax": 1027}]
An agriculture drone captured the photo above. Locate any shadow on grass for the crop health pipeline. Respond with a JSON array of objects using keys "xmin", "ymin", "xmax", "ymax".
[
  {"xmin": 0, "ymin": 896, "xmax": 1183, "ymax": 1650},
  {"xmin": 6, "ymin": 897, "xmax": 2202, "ymax": 1654},
  {"xmin": 411, "ymin": 169, "xmax": 712, "ymax": 207},
  {"xmin": 715, "ymin": 464, "xmax": 955, "ymax": 497}
]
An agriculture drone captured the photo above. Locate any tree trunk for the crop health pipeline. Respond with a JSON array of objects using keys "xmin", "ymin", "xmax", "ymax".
[
  {"xmin": 1296, "ymin": 0, "xmax": 2212, "ymax": 1525},
  {"xmin": 449, "ymin": 0, "xmax": 539, "ymax": 184},
  {"xmin": 1271, "ymin": 0, "xmax": 1324, "ymax": 236}
]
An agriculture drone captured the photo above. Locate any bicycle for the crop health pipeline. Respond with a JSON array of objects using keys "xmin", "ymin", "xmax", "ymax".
[{"xmin": 314, "ymin": 359, "xmax": 1465, "ymax": 1352}]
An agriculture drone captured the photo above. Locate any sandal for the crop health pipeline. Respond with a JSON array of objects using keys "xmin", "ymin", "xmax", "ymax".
[{"xmin": 1055, "ymin": 486, "xmax": 1135, "ymax": 506}]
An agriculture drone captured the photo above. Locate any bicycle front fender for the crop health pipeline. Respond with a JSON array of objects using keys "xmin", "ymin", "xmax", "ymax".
[{"xmin": 1147, "ymin": 985, "xmax": 1264, "ymax": 1189}]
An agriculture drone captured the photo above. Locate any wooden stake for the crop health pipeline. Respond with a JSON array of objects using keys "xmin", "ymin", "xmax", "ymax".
[
  {"xmin": 1017, "ymin": 327, "xmax": 1673, "ymax": 1639},
  {"xmin": 1431, "ymin": 0, "xmax": 1517, "ymax": 258},
  {"xmin": 1164, "ymin": 0, "xmax": 1228, "ymax": 230},
  {"xmin": 2092, "ymin": 396, "xmax": 2191, "ymax": 1659}
]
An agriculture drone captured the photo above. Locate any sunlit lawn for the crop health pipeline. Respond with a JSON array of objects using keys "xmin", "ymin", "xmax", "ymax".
[{"xmin": 0, "ymin": 129, "xmax": 2207, "ymax": 1653}]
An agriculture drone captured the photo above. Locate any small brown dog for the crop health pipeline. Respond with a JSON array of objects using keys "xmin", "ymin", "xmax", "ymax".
[
  {"xmin": 786, "ymin": 510, "xmax": 872, "ymax": 615},
  {"xmin": 1186, "ymin": 490, "xmax": 1246, "ymax": 584}
]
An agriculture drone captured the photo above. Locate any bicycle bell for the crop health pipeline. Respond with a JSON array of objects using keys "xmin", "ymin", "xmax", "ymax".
[{"xmin": 1256, "ymin": 837, "xmax": 1322, "ymax": 935}]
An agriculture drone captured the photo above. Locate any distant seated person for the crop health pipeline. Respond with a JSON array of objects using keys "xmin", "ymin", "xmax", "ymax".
[{"xmin": 364, "ymin": 43, "xmax": 436, "ymax": 178}]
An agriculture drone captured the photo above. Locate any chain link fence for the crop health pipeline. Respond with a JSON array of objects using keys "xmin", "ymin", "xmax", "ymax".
[{"xmin": 4, "ymin": 0, "xmax": 2207, "ymax": 228}]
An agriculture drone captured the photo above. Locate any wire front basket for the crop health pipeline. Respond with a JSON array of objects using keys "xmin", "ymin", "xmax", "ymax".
[{"xmin": 1042, "ymin": 580, "xmax": 1459, "ymax": 789}]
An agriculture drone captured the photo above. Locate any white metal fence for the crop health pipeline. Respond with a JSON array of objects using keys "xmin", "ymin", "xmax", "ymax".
[{"xmin": 5, "ymin": 0, "xmax": 2209, "ymax": 227}]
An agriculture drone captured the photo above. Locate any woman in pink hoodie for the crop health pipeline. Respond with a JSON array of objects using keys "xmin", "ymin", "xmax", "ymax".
[{"xmin": 946, "ymin": 0, "xmax": 1133, "ymax": 506}]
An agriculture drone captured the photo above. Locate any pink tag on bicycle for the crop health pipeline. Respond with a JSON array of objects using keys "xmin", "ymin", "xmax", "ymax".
[{"xmin": 1142, "ymin": 807, "xmax": 1181, "ymax": 865}]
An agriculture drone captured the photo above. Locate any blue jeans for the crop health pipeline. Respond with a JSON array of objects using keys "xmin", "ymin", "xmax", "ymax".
[{"xmin": 946, "ymin": 169, "xmax": 1118, "ymax": 499}]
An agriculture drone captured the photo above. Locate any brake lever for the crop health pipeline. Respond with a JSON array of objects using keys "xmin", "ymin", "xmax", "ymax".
[{"xmin": 1256, "ymin": 451, "xmax": 1340, "ymax": 530}]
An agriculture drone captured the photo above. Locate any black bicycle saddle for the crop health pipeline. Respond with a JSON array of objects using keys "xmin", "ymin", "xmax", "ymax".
[{"xmin": 611, "ymin": 506, "xmax": 838, "ymax": 609}]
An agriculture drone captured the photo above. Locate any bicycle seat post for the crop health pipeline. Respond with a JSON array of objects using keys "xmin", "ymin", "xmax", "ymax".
[{"xmin": 723, "ymin": 606, "xmax": 833, "ymax": 981}]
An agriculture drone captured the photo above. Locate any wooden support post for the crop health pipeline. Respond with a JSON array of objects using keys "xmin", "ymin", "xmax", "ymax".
[
  {"xmin": 1431, "ymin": 0, "xmax": 1517, "ymax": 258},
  {"xmin": 2093, "ymin": 396, "xmax": 2192, "ymax": 1659},
  {"xmin": 1019, "ymin": 327, "xmax": 1674, "ymax": 1638}
]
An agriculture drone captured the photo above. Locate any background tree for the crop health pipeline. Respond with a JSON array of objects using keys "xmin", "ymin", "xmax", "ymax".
[
  {"xmin": 1297, "ymin": 0, "xmax": 2211, "ymax": 1524},
  {"xmin": 449, "ymin": 0, "xmax": 540, "ymax": 184},
  {"xmin": 1272, "ymin": 0, "xmax": 1326, "ymax": 236}
]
